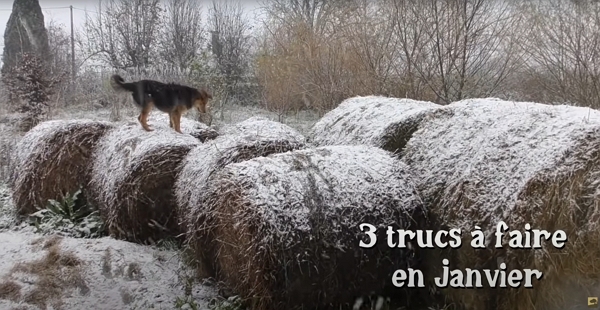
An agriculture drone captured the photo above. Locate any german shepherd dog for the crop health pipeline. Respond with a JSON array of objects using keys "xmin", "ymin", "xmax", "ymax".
[{"xmin": 110, "ymin": 75, "xmax": 212, "ymax": 133}]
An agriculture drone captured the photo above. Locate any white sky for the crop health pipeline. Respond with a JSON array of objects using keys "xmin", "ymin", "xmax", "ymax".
[{"xmin": 0, "ymin": 0, "xmax": 263, "ymax": 53}]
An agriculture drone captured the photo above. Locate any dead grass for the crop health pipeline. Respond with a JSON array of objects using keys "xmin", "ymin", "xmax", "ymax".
[
  {"xmin": 0, "ymin": 280, "xmax": 22, "ymax": 302},
  {"xmin": 6, "ymin": 235, "xmax": 88, "ymax": 309}
]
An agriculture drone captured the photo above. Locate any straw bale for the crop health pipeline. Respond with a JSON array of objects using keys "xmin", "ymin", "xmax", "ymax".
[
  {"xmin": 139, "ymin": 112, "xmax": 219, "ymax": 142},
  {"xmin": 89, "ymin": 122, "xmax": 201, "ymax": 244},
  {"xmin": 220, "ymin": 116, "xmax": 287, "ymax": 135},
  {"xmin": 401, "ymin": 98, "xmax": 600, "ymax": 310},
  {"xmin": 192, "ymin": 145, "xmax": 426, "ymax": 310},
  {"xmin": 175, "ymin": 118, "xmax": 306, "ymax": 235},
  {"xmin": 309, "ymin": 96, "xmax": 440, "ymax": 153},
  {"xmin": 10, "ymin": 119, "xmax": 114, "ymax": 215}
]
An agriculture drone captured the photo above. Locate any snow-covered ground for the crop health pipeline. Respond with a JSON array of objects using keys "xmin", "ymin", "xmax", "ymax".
[
  {"xmin": 0, "ymin": 103, "xmax": 319, "ymax": 310},
  {"xmin": 0, "ymin": 232, "xmax": 218, "ymax": 310}
]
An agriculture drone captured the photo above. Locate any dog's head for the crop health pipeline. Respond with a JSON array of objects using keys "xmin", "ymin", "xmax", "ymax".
[{"xmin": 193, "ymin": 89, "xmax": 212, "ymax": 114}]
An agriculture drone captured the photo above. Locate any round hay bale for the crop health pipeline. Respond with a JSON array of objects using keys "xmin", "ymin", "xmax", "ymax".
[
  {"xmin": 141, "ymin": 112, "xmax": 219, "ymax": 142},
  {"xmin": 89, "ymin": 122, "xmax": 201, "ymax": 244},
  {"xmin": 175, "ymin": 118, "xmax": 306, "ymax": 239},
  {"xmin": 402, "ymin": 98, "xmax": 600, "ymax": 310},
  {"xmin": 10, "ymin": 119, "xmax": 115, "ymax": 216},
  {"xmin": 221, "ymin": 116, "xmax": 285, "ymax": 135},
  {"xmin": 309, "ymin": 96, "xmax": 440, "ymax": 153},
  {"xmin": 190, "ymin": 145, "xmax": 426, "ymax": 310}
]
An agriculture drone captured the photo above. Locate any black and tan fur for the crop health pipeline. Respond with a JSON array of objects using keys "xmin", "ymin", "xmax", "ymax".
[{"xmin": 110, "ymin": 74, "xmax": 212, "ymax": 133}]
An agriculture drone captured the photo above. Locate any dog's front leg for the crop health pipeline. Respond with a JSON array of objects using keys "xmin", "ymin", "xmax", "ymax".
[
  {"xmin": 139, "ymin": 103, "xmax": 154, "ymax": 132},
  {"xmin": 174, "ymin": 112, "xmax": 183, "ymax": 134},
  {"xmin": 168, "ymin": 112, "xmax": 174, "ymax": 129}
]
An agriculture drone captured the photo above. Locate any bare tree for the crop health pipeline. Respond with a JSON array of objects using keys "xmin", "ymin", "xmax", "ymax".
[
  {"xmin": 261, "ymin": 0, "xmax": 348, "ymax": 36},
  {"xmin": 523, "ymin": 0, "xmax": 600, "ymax": 108},
  {"xmin": 388, "ymin": 0, "xmax": 524, "ymax": 104},
  {"xmin": 208, "ymin": 0, "xmax": 252, "ymax": 103},
  {"xmin": 45, "ymin": 18, "xmax": 84, "ymax": 108},
  {"xmin": 158, "ymin": 0, "xmax": 205, "ymax": 75},
  {"xmin": 338, "ymin": 0, "xmax": 399, "ymax": 96},
  {"xmin": 46, "ymin": 19, "xmax": 71, "ymax": 77},
  {"xmin": 82, "ymin": 0, "xmax": 162, "ymax": 73},
  {"xmin": 256, "ymin": 0, "xmax": 357, "ymax": 114}
]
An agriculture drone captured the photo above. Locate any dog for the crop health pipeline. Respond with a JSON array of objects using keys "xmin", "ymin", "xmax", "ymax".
[{"xmin": 110, "ymin": 74, "xmax": 212, "ymax": 133}]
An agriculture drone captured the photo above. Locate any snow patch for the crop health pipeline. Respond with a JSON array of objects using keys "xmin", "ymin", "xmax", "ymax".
[
  {"xmin": 176, "ymin": 117, "xmax": 306, "ymax": 230},
  {"xmin": 0, "ymin": 183, "xmax": 16, "ymax": 232},
  {"xmin": 10, "ymin": 119, "xmax": 112, "ymax": 184},
  {"xmin": 144, "ymin": 112, "xmax": 218, "ymax": 141},
  {"xmin": 221, "ymin": 115, "xmax": 305, "ymax": 140},
  {"xmin": 209, "ymin": 145, "xmax": 423, "ymax": 247},
  {"xmin": 0, "ymin": 231, "xmax": 217, "ymax": 310},
  {"xmin": 89, "ymin": 123, "xmax": 201, "ymax": 222},
  {"xmin": 402, "ymin": 98, "xmax": 600, "ymax": 231},
  {"xmin": 309, "ymin": 95, "xmax": 440, "ymax": 148}
]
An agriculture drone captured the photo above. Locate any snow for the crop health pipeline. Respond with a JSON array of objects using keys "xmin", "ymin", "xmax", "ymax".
[
  {"xmin": 0, "ymin": 105, "xmax": 321, "ymax": 310},
  {"xmin": 143, "ymin": 112, "xmax": 218, "ymax": 140},
  {"xmin": 309, "ymin": 95, "xmax": 440, "ymax": 148},
  {"xmin": 10, "ymin": 119, "xmax": 113, "ymax": 185},
  {"xmin": 0, "ymin": 231, "xmax": 217, "ymax": 310},
  {"xmin": 198, "ymin": 144, "xmax": 425, "ymax": 310},
  {"xmin": 89, "ymin": 122, "xmax": 201, "ymax": 224},
  {"xmin": 221, "ymin": 115, "xmax": 306, "ymax": 140},
  {"xmin": 207, "ymin": 145, "xmax": 423, "ymax": 248},
  {"xmin": 0, "ymin": 183, "xmax": 16, "ymax": 231},
  {"xmin": 402, "ymin": 98, "xmax": 600, "ymax": 233},
  {"xmin": 176, "ymin": 117, "xmax": 306, "ymax": 230}
]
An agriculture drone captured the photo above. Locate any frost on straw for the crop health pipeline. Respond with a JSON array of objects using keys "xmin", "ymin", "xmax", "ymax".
[
  {"xmin": 10, "ymin": 119, "xmax": 114, "ymax": 215},
  {"xmin": 309, "ymin": 96, "xmax": 440, "ymax": 153},
  {"xmin": 88, "ymin": 122, "xmax": 201, "ymax": 244},
  {"xmin": 402, "ymin": 98, "xmax": 600, "ymax": 310},
  {"xmin": 175, "ymin": 117, "xmax": 306, "ymax": 244},
  {"xmin": 191, "ymin": 145, "xmax": 426, "ymax": 310},
  {"xmin": 135, "ymin": 112, "xmax": 219, "ymax": 142}
]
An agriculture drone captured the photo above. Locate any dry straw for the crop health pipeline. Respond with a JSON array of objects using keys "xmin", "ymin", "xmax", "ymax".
[
  {"xmin": 176, "ymin": 117, "xmax": 306, "ymax": 255},
  {"xmin": 309, "ymin": 96, "xmax": 440, "ymax": 153},
  {"xmin": 10, "ymin": 119, "xmax": 114, "ymax": 215},
  {"xmin": 402, "ymin": 98, "xmax": 600, "ymax": 310},
  {"xmin": 191, "ymin": 145, "xmax": 426, "ymax": 310},
  {"xmin": 88, "ymin": 120, "xmax": 205, "ymax": 244}
]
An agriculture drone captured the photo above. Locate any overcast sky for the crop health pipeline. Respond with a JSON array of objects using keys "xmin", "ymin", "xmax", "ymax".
[{"xmin": 0, "ymin": 0, "xmax": 263, "ymax": 52}]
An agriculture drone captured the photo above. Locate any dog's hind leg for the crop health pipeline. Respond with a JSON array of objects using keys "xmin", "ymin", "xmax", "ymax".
[{"xmin": 139, "ymin": 101, "xmax": 154, "ymax": 132}]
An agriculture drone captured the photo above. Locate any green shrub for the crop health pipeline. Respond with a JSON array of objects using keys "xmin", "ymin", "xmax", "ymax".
[{"xmin": 29, "ymin": 187, "xmax": 106, "ymax": 238}]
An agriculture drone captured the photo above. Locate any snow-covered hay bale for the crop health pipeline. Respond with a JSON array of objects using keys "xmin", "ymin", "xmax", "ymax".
[
  {"xmin": 10, "ymin": 119, "xmax": 114, "ymax": 216},
  {"xmin": 220, "ymin": 116, "xmax": 287, "ymax": 135},
  {"xmin": 192, "ymin": 145, "xmax": 426, "ymax": 310},
  {"xmin": 402, "ymin": 98, "xmax": 600, "ymax": 310},
  {"xmin": 137, "ymin": 112, "xmax": 219, "ymax": 142},
  {"xmin": 175, "ymin": 117, "xmax": 306, "ymax": 233},
  {"xmin": 89, "ymin": 123, "xmax": 201, "ymax": 244},
  {"xmin": 309, "ymin": 96, "xmax": 440, "ymax": 153}
]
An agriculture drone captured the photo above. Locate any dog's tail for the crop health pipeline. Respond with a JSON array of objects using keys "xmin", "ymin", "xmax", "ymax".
[{"xmin": 110, "ymin": 74, "xmax": 136, "ymax": 93}]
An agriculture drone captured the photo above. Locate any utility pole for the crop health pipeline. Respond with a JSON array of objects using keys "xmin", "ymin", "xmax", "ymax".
[{"xmin": 70, "ymin": 5, "xmax": 75, "ymax": 82}]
